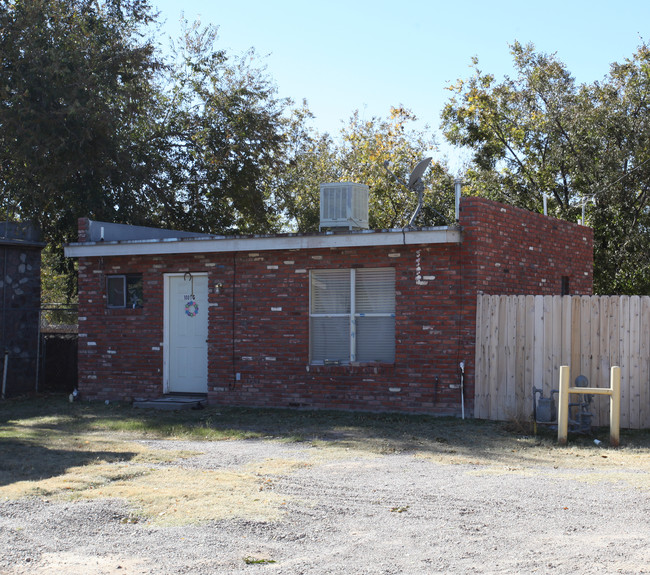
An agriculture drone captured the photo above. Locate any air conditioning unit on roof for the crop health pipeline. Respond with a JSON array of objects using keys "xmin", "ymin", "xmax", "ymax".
[{"xmin": 319, "ymin": 182, "xmax": 369, "ymax": 231}]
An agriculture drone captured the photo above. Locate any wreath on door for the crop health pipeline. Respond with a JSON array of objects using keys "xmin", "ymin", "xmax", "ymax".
[{"xmin": 185, "ymin": 300, "xmax": 199, "ymax": 317}]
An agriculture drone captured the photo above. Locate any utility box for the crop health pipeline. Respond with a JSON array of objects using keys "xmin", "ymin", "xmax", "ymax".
[{"xmin": 319, "ymin": 183, "xmax": 369, "ymax": 231}]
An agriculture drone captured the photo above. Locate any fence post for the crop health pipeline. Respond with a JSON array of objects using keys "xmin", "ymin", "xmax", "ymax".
[
  {"xmin": 610, "ymin": 366, "xmax": 621, "ymax": 447},
  {"xmin": 557, "ymin": 365, "xmax": 571, "ymax": 445}
]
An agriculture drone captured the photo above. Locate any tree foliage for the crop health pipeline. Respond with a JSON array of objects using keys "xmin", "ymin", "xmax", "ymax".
[
  {"xmin": 279, "ymin": 107, "xmax": 455, "ymax": 232},
  {"xmin": 442, "ymin": 42, "xmax": 650, "ymax": 294},
  {"xmin": 1, "ymin": 0, "xmax": 458, "ymax": 304},
  {"xmin": 274, "ymin": 101, "xmax": 340, "ymax": 232},
  {"xmin": 0, "ymin": 0, "xmax": 162, "ymax": 298},
  {"xmin": 155, "ymin": 21, "xmax": 296, "ymax": 234},
  {"xmin": 0, "ymin": 0, "xmax": 160, "ymax": 237},
  {"xmin": 0, "ymin": 2, "xmax": 305, "ymax": 299}
]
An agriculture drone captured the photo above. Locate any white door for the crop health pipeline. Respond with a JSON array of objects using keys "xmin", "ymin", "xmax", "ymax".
[{"xmin": 166, "ymin": 274, "xmax": 208, "ymax": 393}]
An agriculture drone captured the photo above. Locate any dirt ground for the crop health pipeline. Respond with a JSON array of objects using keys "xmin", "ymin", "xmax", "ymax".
[{"xmin": 2, "ymin": 426, "xmax": 650, "ymax": 575}]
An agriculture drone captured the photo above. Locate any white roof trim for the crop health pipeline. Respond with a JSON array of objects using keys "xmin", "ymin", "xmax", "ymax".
[{"xmin": 64, "ymin": 227, "xmax": 461, "ymax": 258}]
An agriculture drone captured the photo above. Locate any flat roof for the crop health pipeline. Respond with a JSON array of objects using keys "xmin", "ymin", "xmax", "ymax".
[
  {"xmin": 0, "ymin": 238, "xmax": 46, "ymax": 249},
  {"xmin": 65, "ymin": 226, "xmax": 462, "ymax": 258}
]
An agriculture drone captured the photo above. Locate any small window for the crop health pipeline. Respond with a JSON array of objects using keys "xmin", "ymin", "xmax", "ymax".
[
  {"xmin": 310, "ymin": 268, "xmax": 395, "ymax": 364},
  {"xmin": 107, "ymin": 274, "xmax": 143, "ymax": 309}
]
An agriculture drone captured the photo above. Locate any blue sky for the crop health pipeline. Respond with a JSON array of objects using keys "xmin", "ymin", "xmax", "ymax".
[{"xmin": 150, "ymin": 0, "xmax": 648, "ymax": 171}]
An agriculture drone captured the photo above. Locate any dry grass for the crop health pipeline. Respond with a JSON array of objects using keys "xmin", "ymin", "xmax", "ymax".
[
  {"xmin": 1, "ymin": 395, "xmax": 649, "ymax": 525},
  {"xmin": 0, "ymin": 433, "xmax": 299, "ymax": 526},
  {"xmin": 0, "ymin": 434, "xmax": 298, "ymax": 525}
]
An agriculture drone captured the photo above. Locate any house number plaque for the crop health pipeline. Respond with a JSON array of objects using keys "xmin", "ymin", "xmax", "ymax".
[{"xmin": 183, "ymin": 272, "xmax": 199, "ymax": 317}]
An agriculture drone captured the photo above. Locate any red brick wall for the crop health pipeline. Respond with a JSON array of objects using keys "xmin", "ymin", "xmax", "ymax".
[
  {"xmin": 460, "ymin": 197, "xmax": 593, "ymax": 296},
  {"xmin": 455, "ymin": 197, "xmax": 594, "ymax": 409},
  {"xmin": 78, "ymin": 217, "xmax": 90, "ymax": 242},
  {"xmin": 77, "ymin": 246, "xmax": 468, "ymax": 413},
  {"xmin": 75, "ymin": 197, "xmax": 593, "ymax": 415},
  {"xmin": 213, "ymin": 244, "xmax": 468, "ymax": 413}
]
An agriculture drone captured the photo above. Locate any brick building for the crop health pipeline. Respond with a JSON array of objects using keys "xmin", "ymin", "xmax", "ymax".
[{"xmin": 65, "ymin": 197, "xmax": 593, "ymax": 415}]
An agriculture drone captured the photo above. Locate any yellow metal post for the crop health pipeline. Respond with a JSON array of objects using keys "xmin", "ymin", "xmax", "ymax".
[
  {"xmin": 557, "ymin": 365, "xmax": 570, "ymax": 446},
  {"xmin": 610, "ymin": 366, "xmax": 621, "ymax": 448},
  {"xmin": 557, "ymin": 364, "xmax": 621, "ymax": 447}
]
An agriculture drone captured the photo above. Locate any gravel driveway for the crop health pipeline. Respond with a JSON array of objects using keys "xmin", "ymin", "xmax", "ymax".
[{"xmin": 1, "ymin": 438, "xmax": 649, "ymax": 574}]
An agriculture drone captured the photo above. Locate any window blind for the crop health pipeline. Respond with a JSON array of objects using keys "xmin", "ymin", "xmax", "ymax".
[{"xmin": 310, "ymin": 268, "xmax": 395, "ymax": 364}]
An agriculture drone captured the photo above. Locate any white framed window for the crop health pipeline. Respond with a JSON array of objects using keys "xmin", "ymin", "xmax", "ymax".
[{"xmin": 310, "ymin": 268, "xmax": 395, "ymax": 364}]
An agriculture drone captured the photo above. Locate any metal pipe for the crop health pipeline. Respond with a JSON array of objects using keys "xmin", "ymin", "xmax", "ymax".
[
  {"xmin": 0, "ymin": 229, "xmax": 7, "ymax": 399},
  {"xmin": 454, "ymin": 179, "xmax": 462, "ymax": 223},
  {"xmin": 231, "ymin": 253, "xmax": 237, "ymax": 388},
  {"xmin": 2, "ymin": 349, "xmax": 8, "ymax": 399},
  {"xmin": 35, "ymin": 308, "xmax": 42, "ymax": 393},
  {"xmin": 459, "ymin": 361, "xmax": 465, "ymax": 420},
  {"xmin": 2, "ymin": 245, "xmax": 6, "ymax": 388},
  {"xmin": 407, "ymin": 185, "xmax": 423, "ymax": 228}
]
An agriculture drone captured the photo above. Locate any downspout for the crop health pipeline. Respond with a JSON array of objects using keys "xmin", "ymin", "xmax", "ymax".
[
  {"xmin": 1, "ymin": 350, "xmax": 8, "ymax": 400},
  {"xmin": 1, "ymin": 236, "xmax": 7, "ymax": 398},
  {"xmin": 35, "ymin": 308, "xmax": 42, "ymax": 392},
  {"xmin": 455, "ymin": 179, "xmax": 465, "ymax": 419},
  {"xmin": 231, "ymin": 252, "xmax": 237, "ymax": 388}
]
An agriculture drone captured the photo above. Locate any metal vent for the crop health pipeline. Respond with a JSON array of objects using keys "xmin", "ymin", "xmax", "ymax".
[{"xmin": 319, "ymin": 183, "xmax": 369, "ymax": 231}]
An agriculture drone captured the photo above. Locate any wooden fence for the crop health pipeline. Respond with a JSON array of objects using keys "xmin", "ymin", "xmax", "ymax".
[{"xmin": 474, "ymin": 295, "xmax": 650, "ymax": 429}]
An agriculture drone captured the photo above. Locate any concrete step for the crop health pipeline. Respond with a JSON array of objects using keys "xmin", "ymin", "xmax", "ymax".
[{"xmin": 133, "ymin": 396, "xmax": 206, "ymax": 411}]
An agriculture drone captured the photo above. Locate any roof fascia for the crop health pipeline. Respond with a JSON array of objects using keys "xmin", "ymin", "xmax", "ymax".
[{"xmin": 64, "ymin": 227, "xmax": 461, "ymax": 258}]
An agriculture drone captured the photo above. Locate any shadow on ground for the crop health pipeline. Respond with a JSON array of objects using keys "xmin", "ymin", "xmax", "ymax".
[
  {"xmin": 1, "ymin": 395, "xmax": 649, "ymax": 470},
  {"xmin": 0, "ymin": 438, "xmax": 137, "ymax": 486}
]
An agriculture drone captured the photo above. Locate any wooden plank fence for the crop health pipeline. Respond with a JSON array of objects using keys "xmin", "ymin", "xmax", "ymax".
[{"xmin": 474, "ymin": 295, "xmax": 650, "ymax": 429}]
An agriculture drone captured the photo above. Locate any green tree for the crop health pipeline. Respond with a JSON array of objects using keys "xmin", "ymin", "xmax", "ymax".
[
  {"xmin": 279, "ymin": 107, "xmax": 455, "ymax": 232},
  {"xmin": 1, "ymin": 3, "xmax": 313, "ymax": 298},
  {"xmin": 442, "ymin": 42, "xmax": 650, "ymax": 294},
  {"xmin": 0, "ymin": 0, "xmax": 162, "ymax": 231},
  {"xmin": 0, "ymin": 0, "xmax": 162, "ymax": 298},
  {"xmin": 154, "ymin": 21, "xmax": 297, "ymax": 235}
]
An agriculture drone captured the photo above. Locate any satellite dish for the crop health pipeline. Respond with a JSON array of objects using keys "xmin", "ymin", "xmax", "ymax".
[
  {"xmin": 383, "ymin": 156, "xmax": 438, "ymax": 228},
  {"xmin": 408, "ymin": 157, "xmax": 432, "ymax": 189}
]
